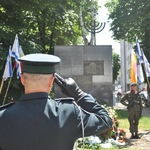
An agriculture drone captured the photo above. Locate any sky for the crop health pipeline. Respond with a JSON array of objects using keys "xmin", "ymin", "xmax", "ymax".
[{"xmin": 89, "ymin": 0, "xmax": 120, "ymax": 54}]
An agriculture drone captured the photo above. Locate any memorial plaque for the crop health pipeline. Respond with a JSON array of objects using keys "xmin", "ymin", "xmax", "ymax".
[
  {"xmin": 84, "ymin": 60, "xmax": 104, "ymax": 75},
  {"xmin": 54, "ymin": 45, "xmax": 113, "ymax": 106}
]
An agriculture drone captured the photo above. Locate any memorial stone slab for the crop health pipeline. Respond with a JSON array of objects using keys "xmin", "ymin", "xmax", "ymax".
[{"xmin": 54, "ymin": 45, "xmax": 113, "ymax": 105}]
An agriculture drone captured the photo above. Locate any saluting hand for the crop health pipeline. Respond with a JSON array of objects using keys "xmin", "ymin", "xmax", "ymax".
[{"xmin": 54, "ymin": 73, "xmax": 87, "ymax": 102}]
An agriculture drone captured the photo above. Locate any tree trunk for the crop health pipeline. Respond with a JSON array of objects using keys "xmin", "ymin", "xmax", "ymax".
[
  {"xmin": 90, "ymin": 0, "xmax": 95, "ymax": 45},
  {"xmin": 79, "ymin": 7, "xmax": 89, "ymax": 45}
]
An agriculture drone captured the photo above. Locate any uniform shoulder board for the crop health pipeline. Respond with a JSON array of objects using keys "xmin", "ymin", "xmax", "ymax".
[
  {"xmin": 0, "ymin": 102, "xmax": 15, "ymax": 110},
  {"xmin": 55, "ymin": 97, "xmax": 75, "ymax": 102}
]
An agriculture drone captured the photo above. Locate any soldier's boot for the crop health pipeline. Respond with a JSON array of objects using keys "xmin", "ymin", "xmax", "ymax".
[
  {"xmin": 134, "ymin": 132, "xmax": 140, "ymax": 139},
  {"xmin": 130, "ymin": 132, "xmax": 135, "ymax": 139}
]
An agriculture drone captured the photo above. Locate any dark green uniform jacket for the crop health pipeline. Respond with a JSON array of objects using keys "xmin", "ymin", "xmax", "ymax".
[
  {"xmin": 0, "ymin": 92, "xmax": 112, "ymax": 150},
  {"xmin": 120, "ymin": 90, "xmax": 142, "ymax": 109}
]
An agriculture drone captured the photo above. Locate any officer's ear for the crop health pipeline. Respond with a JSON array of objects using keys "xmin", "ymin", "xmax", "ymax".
[
  {"xmin": 20, "ymin": 74, "xmax": 25, "ymax": 86},
  {"xmin": 48, "ymin": 75, "xmax": 54, "ymax": 89}
]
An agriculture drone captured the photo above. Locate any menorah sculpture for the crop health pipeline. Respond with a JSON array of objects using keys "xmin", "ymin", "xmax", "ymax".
[
  {"xmin": 85, "ymin": 0, "xmax": 106, "ymax": 45},
  {"xmin": 85, "ymin": 21, "xmax": 106, "ymax": 45}
]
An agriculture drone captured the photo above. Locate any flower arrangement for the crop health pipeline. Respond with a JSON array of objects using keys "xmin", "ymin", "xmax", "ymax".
[
  {"xmin": 98, "ymin": 105, "xmax": 119, "ymax": 141},
  {"xmin": 75, "ymin": 105, "xmax": 126, "ymax": 149},
  {"xmin": 96, "ymin": 105, "xmax": 126, "ymax": 143},
  {"xmin": 116, "ymin": 128, "xmax": 126, "ymax": 143}
]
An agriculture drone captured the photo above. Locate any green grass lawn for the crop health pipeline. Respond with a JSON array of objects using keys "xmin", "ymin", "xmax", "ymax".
[
  {"xmin": 77, "ymin": 108, "xmax": 150, "ymax": 150},
  {"xmin": 116, "ymin": 109, "xmax": 150, "ymax": 130}
]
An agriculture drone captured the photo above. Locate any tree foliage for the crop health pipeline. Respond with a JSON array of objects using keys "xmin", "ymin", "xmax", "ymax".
[
  {"xmin": 105, "ymin": 0, "xmax": 150, "ymax": 60},
  {"xmin": 0, "ymin": 0, "xmax": 96, "ymax": 104},
  {"xmin": 112, "ymin": 52, "xmax": 120, "ymax": 83}
]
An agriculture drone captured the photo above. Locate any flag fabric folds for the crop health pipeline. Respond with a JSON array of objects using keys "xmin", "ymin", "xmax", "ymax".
[
  {"xmin": 135, "ymin": 38, "xmax": 144, "ymax": 84},
  {"xmin": 131, "ymin": 50, "xmax": 137, "ymax": 83},
  {"xmin": 11, "ymin": 34, "xmax": 22, "ymax": 78},
  {"xmin": 142, "ymin": 50, "xmax": 150, "ymax": 77},
  {"xmin": 131, "ymin": 38, "xmax": 150, "ymax": 85},
  {"xmin": 135, "ymin": 38, "xmax": 143, "ymax": 63},
  {"xmin": 3, "ymin": 47, "xmax": 13, "ymax": 81}
]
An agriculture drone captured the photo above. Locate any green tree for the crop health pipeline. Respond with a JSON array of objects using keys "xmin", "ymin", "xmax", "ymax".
[
  {"xmin": 0, "ymin": 0, "xmax": 83, "ymax": 53},
  {"xmin": 112, "ymin": 52, "xmax": 120, "ymax": 83},
  {"xmin": 0, "ymin": 0, "xmax": 98, "ymax": 104},
  {"xmin": 105, "ymin": 0, "xmax": 150, "ymax": 60}
]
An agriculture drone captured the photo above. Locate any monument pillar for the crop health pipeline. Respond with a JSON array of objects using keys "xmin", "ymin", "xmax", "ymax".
[{"xmin": 54, "ymin": 45, "xmax": 113, "ymax": 105}]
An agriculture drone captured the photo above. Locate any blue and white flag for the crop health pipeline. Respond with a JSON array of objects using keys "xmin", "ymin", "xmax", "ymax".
[
  {"xmin": 11, "ymin": 34, "xmax": 21, "ymax": 79},
  {"xmin": 136, "ymin": 38, "xmax": 143, "ymax": 63},
  {"xmin": 142, "ymin": 50, "xmax": 150, "ymax": 77},
  {"xmin": 3, "ymin": 46, "xmax": 13, "ymax": 81},
  {"xmin": 135, "ymin": 38, "xmax": 144, "ymax": 84}
]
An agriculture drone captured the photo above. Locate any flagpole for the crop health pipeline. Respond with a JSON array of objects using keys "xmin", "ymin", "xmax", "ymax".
[
  {"xmin": 140, "ymin": 49, "xmax": 150, "ymax": 95},
  {"xmin": 0, "ymin": 78, "xmax": 4, "ymax": 94},
  {"xmin": 2, "ymin": 35, "xmax": 24, "ymax": 105},
  {"xmin": 140, "ymin": 49, "xmax": 150, "ymax": 87},
  {"xmin": 142, "ymin": 59, "xmax": 150, "ymax": 96},
  {"xmin": 143, "ymin": 63, "xmax": 150, "ymax": 88},
  {"xmin": 2, "ymin": 65, "xmax": 15, "ymax": 105}
]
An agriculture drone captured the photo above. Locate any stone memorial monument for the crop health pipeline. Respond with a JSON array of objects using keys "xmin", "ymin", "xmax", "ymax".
[{"xmin": 54, "ymin": 45, "xmax": 113, "ymax": 105}]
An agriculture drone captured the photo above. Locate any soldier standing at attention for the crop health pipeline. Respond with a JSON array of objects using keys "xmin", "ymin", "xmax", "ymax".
[
  {"xmin": 120, "ymin": 83, "xmax": 142, "ymax": 139},
  {"xmin": 0, "ymin": 53, "xmax": 112, "ymax": 150}
]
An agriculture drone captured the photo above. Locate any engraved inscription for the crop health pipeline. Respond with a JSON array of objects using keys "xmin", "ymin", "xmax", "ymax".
[{"xmin": 84, "ymin": 60, "xmax": 104, "ymax": 75}]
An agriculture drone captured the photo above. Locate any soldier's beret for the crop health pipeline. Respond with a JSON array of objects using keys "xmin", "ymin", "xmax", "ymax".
[
  {"xmin": 18, "ymin": 53, "xmax": 61, "ymax": 74},
  {"xmin": 130, "ymin": 83, "xmax": 137, "ymax": 86}
]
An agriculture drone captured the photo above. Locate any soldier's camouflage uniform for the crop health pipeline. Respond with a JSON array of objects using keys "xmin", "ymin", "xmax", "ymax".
[{"xmin": 120, "ymin": 90, "xmax": 142, "ymax": 134}]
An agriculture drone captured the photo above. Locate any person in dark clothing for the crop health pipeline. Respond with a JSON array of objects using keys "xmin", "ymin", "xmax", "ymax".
[
  {"xmin": 0, "ymin": 53, "xmax": 112, "ymax": 150},
  {"xmin": 120, "ymin": 83, "xmax": 142, "ymax": 139}
]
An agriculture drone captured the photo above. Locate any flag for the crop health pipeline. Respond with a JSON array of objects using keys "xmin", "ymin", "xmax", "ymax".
[
  {"xmin": 131, "ymin": 50, "xmax": 137, "ymax": 83},
  {"xmin": 142, "ymin": 50, "xmax": 150, "ymax": 77},
  {"xmin": 135, "ymin": 38, "xmax": 144, "ymax": 84},
  {"xmin": 3, "ymin": 46, "xmax": 13, "ymax": 81},
  {"xmin": 19, "ymin": 45, "xmax": 24, "ymax": 57},
  {"xmin": 135, "ymin": 38, "xmax": 143, "ymax": 63},
  {"xmin": 11, "ymin": 34, "xmax": 21, "ymax": 78}
]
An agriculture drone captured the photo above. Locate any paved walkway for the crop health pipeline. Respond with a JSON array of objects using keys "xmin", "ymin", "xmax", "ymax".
[{"xmin": 124, "ymin": 130, "xmax": 150, "ymax": 150}]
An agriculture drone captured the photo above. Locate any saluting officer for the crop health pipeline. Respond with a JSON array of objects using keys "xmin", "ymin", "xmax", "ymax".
[
  {"xmin": 120, "ymin": 83, "xmax": 142, "ymax": 139},
  {"xmin": 0, "ymin": 53, "xmax": 112, "ymax": 150}
]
